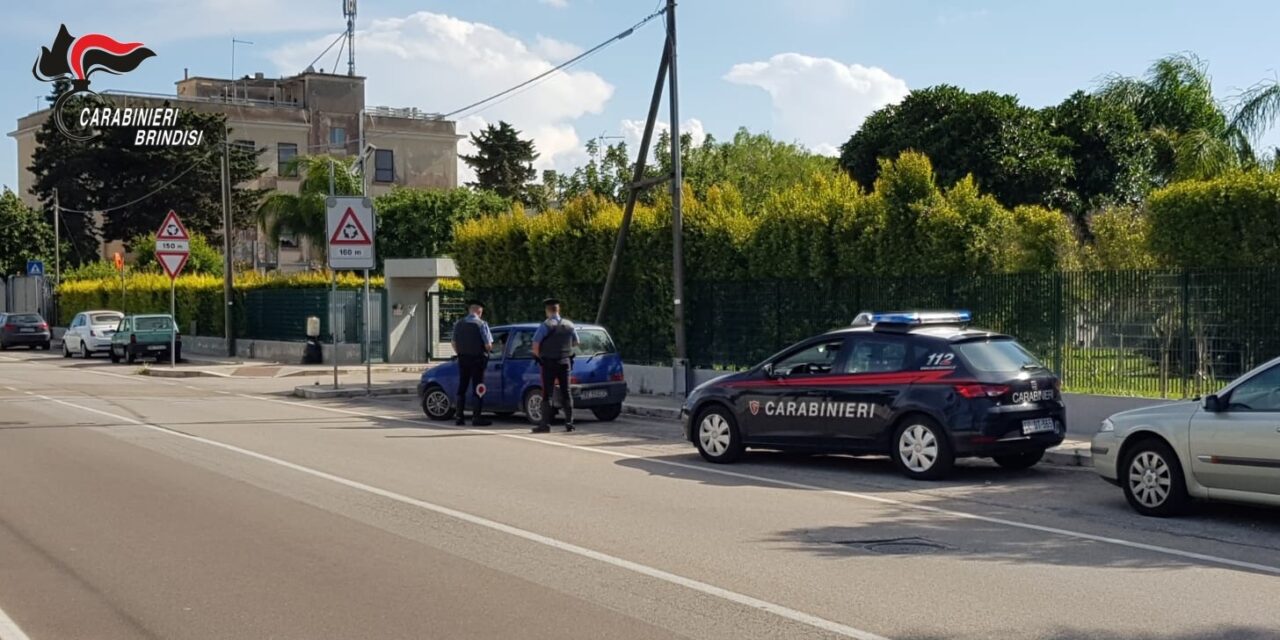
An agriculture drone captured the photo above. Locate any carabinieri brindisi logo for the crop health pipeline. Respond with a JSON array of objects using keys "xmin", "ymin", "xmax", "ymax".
[{"xmin": 33, "ymin": 24, "xmax": 203, "ymax": 146}]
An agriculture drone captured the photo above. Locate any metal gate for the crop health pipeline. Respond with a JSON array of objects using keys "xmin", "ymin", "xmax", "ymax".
[{"xmin": 427, "ymin": 290, "xmax": 469, "ymax": 360}]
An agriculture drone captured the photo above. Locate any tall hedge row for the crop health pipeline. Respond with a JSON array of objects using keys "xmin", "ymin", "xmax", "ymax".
[
  {"xmin": 452, "ymin": 152, "xmax": 1082, "ymax": 292},
  {"xmin": 57, "ymin": 271, "xmax": 382, "ymax": 336},
  {"xmin": 1147, "ymin": 170, "xmax": 1280, "ymax": 268}
]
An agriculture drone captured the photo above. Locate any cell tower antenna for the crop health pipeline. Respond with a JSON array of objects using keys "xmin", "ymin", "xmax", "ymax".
[{"xmin": 343, "ymin": 0, "xmax": 357, "ymax": 76}]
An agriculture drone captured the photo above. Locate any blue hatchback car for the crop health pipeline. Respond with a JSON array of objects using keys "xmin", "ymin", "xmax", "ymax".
[{"xmin": 418, "ymin": 323, "xmax": 627, "ymax": 424}]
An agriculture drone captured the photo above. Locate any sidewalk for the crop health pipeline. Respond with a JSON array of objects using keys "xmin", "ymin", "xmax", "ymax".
[{"xmin": 620, "ymin": 394, "xmax": 1093, "ymax": 468}]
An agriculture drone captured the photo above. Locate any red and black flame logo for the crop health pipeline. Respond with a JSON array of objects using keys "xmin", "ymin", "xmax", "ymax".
[{"xmin": 33, "ymin": 24, "xmax": 156, "ymax": 140}]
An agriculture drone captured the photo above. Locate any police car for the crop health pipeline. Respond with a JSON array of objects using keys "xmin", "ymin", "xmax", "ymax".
[{"xmin": 680, "ymin": 311, "xmax": 1066, "ymax": 480}]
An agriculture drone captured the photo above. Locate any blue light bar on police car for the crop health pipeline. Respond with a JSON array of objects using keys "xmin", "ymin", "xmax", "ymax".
[{"xmin": 851, "ymin": 311, "xmax": 972, "ymax": 327}]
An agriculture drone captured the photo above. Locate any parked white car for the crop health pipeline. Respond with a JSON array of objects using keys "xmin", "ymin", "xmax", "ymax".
[
  {"xmin": 1092, "ymin": 356, "xmax": 1280, "ymax": 516},
  {"xmin": 62, "ymin": 310, "xmax": 124, "ymax": 358}
]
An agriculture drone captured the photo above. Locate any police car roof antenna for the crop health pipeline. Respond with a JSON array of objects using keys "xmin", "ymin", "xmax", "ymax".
[{"xmin": 595, "ymin": 22, "xmax": 671, "ymax": 327}]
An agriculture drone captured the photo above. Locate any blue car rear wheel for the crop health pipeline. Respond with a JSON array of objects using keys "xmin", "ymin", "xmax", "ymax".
[{"xmin": 422, "ymin": 386, "xmax": 454, "ymax": 420}]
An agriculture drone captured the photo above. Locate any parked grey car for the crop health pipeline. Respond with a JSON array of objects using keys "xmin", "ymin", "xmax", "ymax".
[{"xmin": 1092, "ymin": 357, "xmax": 1280, "ymax": 516}]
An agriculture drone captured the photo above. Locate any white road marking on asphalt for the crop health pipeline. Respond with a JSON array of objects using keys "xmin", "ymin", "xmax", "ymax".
[
  {"xmin": 0, "ymin": 605, "xmax": 32, "ymax": 640},
  {"xmin": 31, "ymin": 392, "xmax": 889, "ymax": 640},
  {"xmin": 246, "ymin": 394, "xmax": 1280, "ymax": 577},
  {"xmin": 28, "ymin": 361, "xmax": 1280, "ymax": 576}
]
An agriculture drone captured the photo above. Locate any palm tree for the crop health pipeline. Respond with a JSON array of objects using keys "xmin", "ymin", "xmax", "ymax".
[
  {"xmin": 256, "ymin": 155, "xmax": 362, "ymax": 263},
  {"xmin": 1099, "ymin": 54, "xmax": 1280, "ymax": 182}
]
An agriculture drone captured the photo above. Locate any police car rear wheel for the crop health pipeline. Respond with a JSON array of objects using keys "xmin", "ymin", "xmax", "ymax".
[
  {"xmin": 893, "ymin": 418, "xmax": 954, "ymax": 480},
  {"xmin": 422, "ymin": 387, "xmax": 454, "ymax": 420},
  {"xmin": 695, "ymin": 407, "xmax": 744, "ymax": 464}
]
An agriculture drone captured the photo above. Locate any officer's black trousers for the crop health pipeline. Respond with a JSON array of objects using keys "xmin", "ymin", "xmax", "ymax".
[
  {"xmin": 539, "ymin": 358, "xmax": 572, "ymax": 426},
  {"xmin": 456, "ymin": 354, "xmax": 487, "ymax": 420}
]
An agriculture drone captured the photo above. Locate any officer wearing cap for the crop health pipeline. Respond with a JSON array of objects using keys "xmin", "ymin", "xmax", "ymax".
[
  {"xmin": 450, "ymin": 299, "xmax": 493, "ymax": 427},
  {"xmin": 531, "ymin": 297, "xmax": 580, "ymax": 433}
]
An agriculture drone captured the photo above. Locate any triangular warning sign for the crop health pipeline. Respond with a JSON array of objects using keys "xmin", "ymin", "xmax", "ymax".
[
  {"xmin": 330, "ymin": 207, "xmax": 372, "ymax": 245},
  {"xmin": 156, "ymin": 252, "xmax": 189, "ymax": 279},
  {"xmin": 156, "ymin": 210, "xmax": 190, "ymax": 241}
]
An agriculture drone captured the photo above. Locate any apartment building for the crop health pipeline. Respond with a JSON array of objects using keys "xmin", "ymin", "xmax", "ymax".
[{"xmin": 9, "ymin": 70, "xmax": 461, "ymax": 270}]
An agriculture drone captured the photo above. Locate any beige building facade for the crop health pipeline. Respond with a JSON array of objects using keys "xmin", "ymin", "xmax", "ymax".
[{"xmin": 9, "ymin": 71, "xmax": 461, "ymax": 269}]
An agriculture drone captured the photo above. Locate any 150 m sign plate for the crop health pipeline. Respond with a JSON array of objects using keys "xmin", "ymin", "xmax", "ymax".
[{"xmin": 326, "ymin": 196, "xmax": 376, "ymax": 270}]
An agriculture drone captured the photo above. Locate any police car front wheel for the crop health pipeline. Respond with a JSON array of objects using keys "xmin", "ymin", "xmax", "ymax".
[
  {"xmin": 892, "ymin": 418, "xmax": 955, "ymax": 480},
  {"xmin": 694, "ymin": 407, "xmax": 744, "ymax": 464}
]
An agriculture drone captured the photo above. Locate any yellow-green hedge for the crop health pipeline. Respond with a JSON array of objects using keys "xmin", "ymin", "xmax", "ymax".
[
  {"xmin": 56, "ymin": 271, "xmax": 384, "ymax": 334},
  {"xmin": 451, "ymin": 152, "xmax": 1082, "ymax": 291}
]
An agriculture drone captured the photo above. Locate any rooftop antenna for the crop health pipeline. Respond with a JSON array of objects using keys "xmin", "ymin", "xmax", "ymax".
[{"xmin": 343, "ymin": 0, "xmax": 357, "ymax": 76}]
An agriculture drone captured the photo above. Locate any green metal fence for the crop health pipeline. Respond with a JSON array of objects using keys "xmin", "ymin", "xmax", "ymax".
[
  {"xmin": 241, "ymin": 288, "xmax": 387, "ymax": 361},
  {"xmin": 473, "ymin": 268, "xmax": 1280, "ymax": 399}
]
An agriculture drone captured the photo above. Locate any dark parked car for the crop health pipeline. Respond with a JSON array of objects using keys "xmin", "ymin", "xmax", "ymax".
[
  {"xmin": 680, "ymin": 311, "xmax": 1066, "ymax": 480},
  {"xmin": 418, "ymin": 323, "xmax": 627, "ymax": 424},
  {"xmin": 0, "ymin": 312, "xmax": 51, "ymax": 350}
]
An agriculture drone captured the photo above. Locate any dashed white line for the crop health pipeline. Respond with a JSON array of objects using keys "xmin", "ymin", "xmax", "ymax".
[
  {"xmin": 32, "ymin": 391, "xmax": 889, "ymax": 640},
  {"xmin": 0, "ymin": 605, "xmax": 32, "ymax": 640}
]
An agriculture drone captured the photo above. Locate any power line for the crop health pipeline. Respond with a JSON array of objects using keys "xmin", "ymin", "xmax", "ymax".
[
  {"xmin": 442, "ymin": 6, "xmax": 667, "ymax": 120},
  {"xmin": 57, "ymin": 148, "xmax": 216, "ymax": 214}
]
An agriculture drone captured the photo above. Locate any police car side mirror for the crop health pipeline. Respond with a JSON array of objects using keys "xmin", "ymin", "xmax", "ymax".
[{"xmin": 762, "ymin": 363, "xmax": 777, "ymax": 379}]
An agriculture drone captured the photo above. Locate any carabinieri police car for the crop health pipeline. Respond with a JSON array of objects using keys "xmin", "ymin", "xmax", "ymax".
[{"xmin": 680, "ymin": 311, "xmax": 1065, "ymax": 480}]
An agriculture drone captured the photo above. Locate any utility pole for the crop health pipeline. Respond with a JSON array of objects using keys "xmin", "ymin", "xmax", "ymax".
[
  {"xmin": 596, "ymin": 37, "xmax": 670, "ymax": 325},
  {"xmin": 221, "ymin": 130, "xmax": 235, "ymax": 357},
  {"xmin": 52, "ymin": 188, "xmax": 60, "ymax": 287},
  {"xmin": 666, "ymin": 0, "xmax": 688, "ymax": 394},
  {"xmin": 330, "ymin": 159, "xmax": 338, "ymax": 389}
]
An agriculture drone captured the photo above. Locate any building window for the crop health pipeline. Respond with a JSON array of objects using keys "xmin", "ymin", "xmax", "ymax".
[
  {"xmin": 374, "ymin": 148, "xmax": 395, "ymax": 183},
  {"xmin": 278, "ymin": 143, "xmax": 298, "ymax": 177},
  {"xmin": 329, "ymin": 127, "xmax": 346, "ymax": 150}
]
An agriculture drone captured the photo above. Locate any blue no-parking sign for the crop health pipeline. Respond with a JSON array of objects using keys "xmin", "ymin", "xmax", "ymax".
[{"xmin": 26, "ymin": 260, "xmax": 44, "ymax": 276}]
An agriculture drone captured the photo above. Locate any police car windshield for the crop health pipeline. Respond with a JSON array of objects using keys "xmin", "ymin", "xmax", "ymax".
[
  {"xmin": 574, "ymin": 329, "xmax": 616, "ymax": 356},
  {"xmin": 953, "ymin": 339, "xmax": 1043, "ymax": 373}
]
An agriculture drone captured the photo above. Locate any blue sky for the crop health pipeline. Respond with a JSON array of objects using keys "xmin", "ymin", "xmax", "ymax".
[{"xmin": 5, "ymin": 0, "xmax": 1279, "ymax": 192}]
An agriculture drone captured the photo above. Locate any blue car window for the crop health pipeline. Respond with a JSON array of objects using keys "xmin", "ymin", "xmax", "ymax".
[
  {"xmin": 490, "ymin": 330, "xmax": 509, "ymax": 360},
  {"xmin": 508, "ymin": 331, "xmax": 535, "ymax": 359},
  {"xmin": 574, "ymin": 329, "xmax": 616, "ymax": 356}
]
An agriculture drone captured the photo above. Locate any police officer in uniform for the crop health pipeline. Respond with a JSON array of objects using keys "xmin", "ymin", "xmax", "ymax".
[
  {"xmin": 531, "ymin": 297, "xmax": 580, "ymax": 433},
  {"xmin": 450, "ymin": 300, "xmax": 493, "ymax": 427}
]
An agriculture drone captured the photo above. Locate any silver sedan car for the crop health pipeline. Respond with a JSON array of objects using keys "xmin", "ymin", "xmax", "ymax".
[{"xmin": 1093, "ymin": 357, "xmax": 1280, "ymax": 516}]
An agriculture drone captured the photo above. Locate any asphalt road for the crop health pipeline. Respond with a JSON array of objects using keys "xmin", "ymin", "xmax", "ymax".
[{"xmin": 1, "ymin": 350, "xmax": 1279, "ymax": 640}]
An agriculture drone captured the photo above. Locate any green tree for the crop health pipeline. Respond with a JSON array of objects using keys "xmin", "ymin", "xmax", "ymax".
[
  {"xmin": 375, "ymin": 187, "xmax": 509, "ymax": 266},
  {"xmin": 1098, "ymin": 54, "xmax": 1280, "ymax": 182},
  {"xmin": 1041, "ymin": 91, "xmax": 1155, "ymax": 223},
  {"xmin": 28, "ymin": 102, "xmax": 265, "ymax": 258},
  {"xmin": 839, "ymin": 85, "xmax": 1074, "ymax": 210},
  {"xmin": 663, "ymin": 129, "xmax": 837, "ymax": 212},
  {"xmin": 130, "ymin": 231, "xmax": 224, "ymax": 276},
  {"xmin": 548, "ymin": 138, "xmax": 634, "ymax": 205},
  {"xmin": 0, "ymin": 189, "xmax": 55, "ymax": 276},
  {"xmin": 256, "ymin": 155, "xmax": 361, "ymax": 261},
  {"xmin": 460, "ymin": 122, "xmax": 539, "ymax": 205}
]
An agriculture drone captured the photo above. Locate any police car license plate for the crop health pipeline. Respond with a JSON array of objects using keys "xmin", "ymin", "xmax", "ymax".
[
  {"xmin": 1022, "ymin": 418, "xmax": 1056, "ymax": 435},
  {"xmin": 580, "ymin": 389, "xmax": 607, "ymax": 400},
  {"xmin": 19, "ymin": 327, "xmax": 34, "ymax": 333},
  {"xmin": 147, "ymin": 345, "xmax": 166, "ymax": 351}
]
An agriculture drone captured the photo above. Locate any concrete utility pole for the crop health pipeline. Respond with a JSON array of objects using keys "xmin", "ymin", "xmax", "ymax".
[
  {"xmin": 221, "ymin": 129, "xmax": 235, "ymax": 357},
  {"xmin": 52, "ymin": 188, "xmax": 60, "ymax": 287},
  {"xmin": 666, "ymin": 0, "xmax": 689, "ymax": 393}
]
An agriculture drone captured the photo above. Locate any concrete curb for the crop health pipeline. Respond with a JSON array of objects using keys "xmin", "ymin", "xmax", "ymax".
[
  {"xmin": 622, "ymin": 402, "xmax": 682, "ymax": 421},
  {"xmin": 293, "ymin": 384, "xmax": 417, "ymax": 399}
]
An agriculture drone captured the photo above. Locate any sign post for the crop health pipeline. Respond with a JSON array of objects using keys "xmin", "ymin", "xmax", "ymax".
[
  {"xmin": 155, "ymin": 210, "xmax": 191, "ymax": 368},
  {"xmin": 326, "ymin": 196, "xmax": 376, "ymax": 393},
  {"xmin": 114, "ymin": 252, "xmax": 126, "ymax": 315}
]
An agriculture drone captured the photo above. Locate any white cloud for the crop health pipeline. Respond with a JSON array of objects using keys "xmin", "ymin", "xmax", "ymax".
[
  {"xmin": 540, "ymin": 0, "xmax": 569, "ymax": 8},
  {"xmin": 620, "ymin": 117, "xmax": 707, "ymax": 161},
  {"xmin": 725, "ymin": 53, "xmax": 908, "ymax": 155},
  {"xmin": 27, "ymin": 0, "xmax": 336, "ymax": 42},
  {"xmin": 533, "ymin": 35, "xmax": 584, "ymax": 63},
  {"xmin": 270, "ymin": 12, "xmax": 613, "ymax": 183}
]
